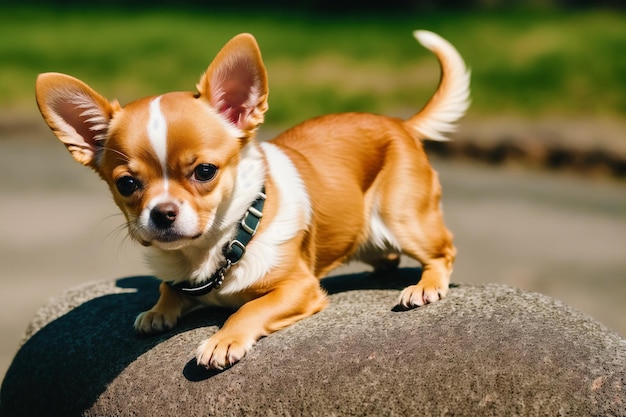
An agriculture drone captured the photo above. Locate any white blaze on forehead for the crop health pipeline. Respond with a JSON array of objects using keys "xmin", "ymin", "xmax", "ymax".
[{"xmin": 147, "ymin": 97, "xmax": 168, "ymax": 183}]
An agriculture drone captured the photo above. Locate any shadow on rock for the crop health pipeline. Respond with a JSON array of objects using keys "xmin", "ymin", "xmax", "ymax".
[{"xmin": 0, "ymin": 276, "xmax": 231, "ymax": 417}]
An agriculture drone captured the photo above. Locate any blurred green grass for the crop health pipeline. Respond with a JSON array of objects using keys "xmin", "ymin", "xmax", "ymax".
[{"xmin": 1, "ymin": 7, "xmax": 625, "ymax": 127}]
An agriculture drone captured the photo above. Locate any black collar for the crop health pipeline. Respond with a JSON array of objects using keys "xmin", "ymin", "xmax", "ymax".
[{"xmin": 166, "ymin": 187, "xmax": 266, "ymax": 297}]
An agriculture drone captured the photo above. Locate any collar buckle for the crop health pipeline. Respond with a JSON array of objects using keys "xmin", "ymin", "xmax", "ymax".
[
  {"xmin": 226, "ymin": 240, "xmax": 246, "ymax": 265},
  {"xmin": 240, "ymin": 192, "xmax": 265, "ymax": 236}
]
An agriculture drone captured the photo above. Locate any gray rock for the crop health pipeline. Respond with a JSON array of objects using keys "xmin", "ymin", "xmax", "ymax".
[{"xmin": 1, "ymin": 270, "xmax": 624, "ymax": 416}]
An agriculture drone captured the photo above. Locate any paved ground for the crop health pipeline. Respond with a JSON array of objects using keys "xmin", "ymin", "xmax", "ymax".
[{"xmin": 1, "ymin": 133, "xmax": 625, "ymax": 382}]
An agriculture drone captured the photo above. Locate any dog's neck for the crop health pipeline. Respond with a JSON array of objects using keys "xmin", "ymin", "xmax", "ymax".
[
  {"xmin": 166, "ymin": 184, "xmax": 266, "ymax": 296},
  {"xmin": 144, "ymin": 141, "xmax": 267, "ymax": 285}
]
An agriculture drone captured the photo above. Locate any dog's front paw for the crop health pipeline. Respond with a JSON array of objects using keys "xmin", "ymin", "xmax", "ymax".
[
  {"xmin": 398, "ymin": 282, "xmax": 448, "ymax": 309},
  {"xmin": 134, "ymin": 310, "xmax": 179, "ymax": 334},
  {"xmin": 195, "ymin": 332, "xmax": 256, "ymax": 370}
]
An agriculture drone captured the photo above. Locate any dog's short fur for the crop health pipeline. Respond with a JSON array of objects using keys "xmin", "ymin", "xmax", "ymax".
[{"xmin": 36, "ymin": 30, "xmax": 470, "ymax": 369}]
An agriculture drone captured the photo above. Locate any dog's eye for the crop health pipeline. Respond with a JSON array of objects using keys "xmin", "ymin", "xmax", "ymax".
[
  {"xmin": 193, "ymin": 164, "xmax": 218, "ymax": 182},
  {"xmin": 116, "ymin": 176, "xmax": 141, "ymax": 196}
]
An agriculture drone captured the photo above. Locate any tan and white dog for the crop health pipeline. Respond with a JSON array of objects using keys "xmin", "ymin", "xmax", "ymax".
[{"xmin": 35, "ymin": 30, "xmax": 469, "ymax": 370}]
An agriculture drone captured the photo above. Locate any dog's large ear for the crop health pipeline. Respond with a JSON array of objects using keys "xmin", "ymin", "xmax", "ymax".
[
  {"xmin": 197, "ymin": 33, "xmax": 269, "ymax": 140},
  {"xmin": 35, "ymin": 73, "xmax": 120, "ymax": 167}
]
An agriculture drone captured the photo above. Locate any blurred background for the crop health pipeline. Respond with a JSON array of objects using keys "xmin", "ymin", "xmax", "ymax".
[{"xmin": 1, "ymin": 1, "xmax": 624, "ymax": 381}]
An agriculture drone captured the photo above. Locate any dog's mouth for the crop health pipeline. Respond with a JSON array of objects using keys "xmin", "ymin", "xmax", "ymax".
[
  {"xmin": 129, "ymin": 222, "xmax": 203, "ymax": 248},
  {"xmin": 139, "ymin": 230, "xmax": 203, "ymax": 248}
]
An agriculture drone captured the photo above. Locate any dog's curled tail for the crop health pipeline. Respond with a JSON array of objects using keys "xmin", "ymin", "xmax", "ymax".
[{"xmin": 405, "ymin": 30, "xmax": 471, "ymax": 141}]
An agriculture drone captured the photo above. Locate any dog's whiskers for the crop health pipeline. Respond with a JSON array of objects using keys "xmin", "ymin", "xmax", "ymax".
[{"xmin": 98, "ymin": 213, "xmax": 138, "ymax": 257}]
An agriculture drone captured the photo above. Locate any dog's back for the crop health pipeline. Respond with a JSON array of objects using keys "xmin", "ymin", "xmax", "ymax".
[{"xmin": 269, "ymin": 30, "xmax": 469, "ymax": 277}]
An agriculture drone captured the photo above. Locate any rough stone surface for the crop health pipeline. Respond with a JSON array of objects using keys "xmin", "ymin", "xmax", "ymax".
[{"xmin": 1, "ymin": 270, "xmax": 624, "ymax": 417}]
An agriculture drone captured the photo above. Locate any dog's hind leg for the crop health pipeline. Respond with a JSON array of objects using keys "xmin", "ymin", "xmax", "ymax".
[
  {"xmin": 395, "ymin": 211, "xmax": 456, "ymax": 309},
  {"xmin": 381, "ymin": 168, "xmax": 457, "ymax": 309}
]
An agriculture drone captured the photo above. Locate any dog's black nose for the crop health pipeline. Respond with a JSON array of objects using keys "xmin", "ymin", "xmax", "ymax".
[{"xmin": 150, "ymin": 203, "xmax": 179, "ymax": 229}]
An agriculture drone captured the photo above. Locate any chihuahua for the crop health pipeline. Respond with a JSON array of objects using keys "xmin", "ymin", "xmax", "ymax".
[{"xmin": 35, "ymin": 30, "xmax": 469, "ymax": 370}]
